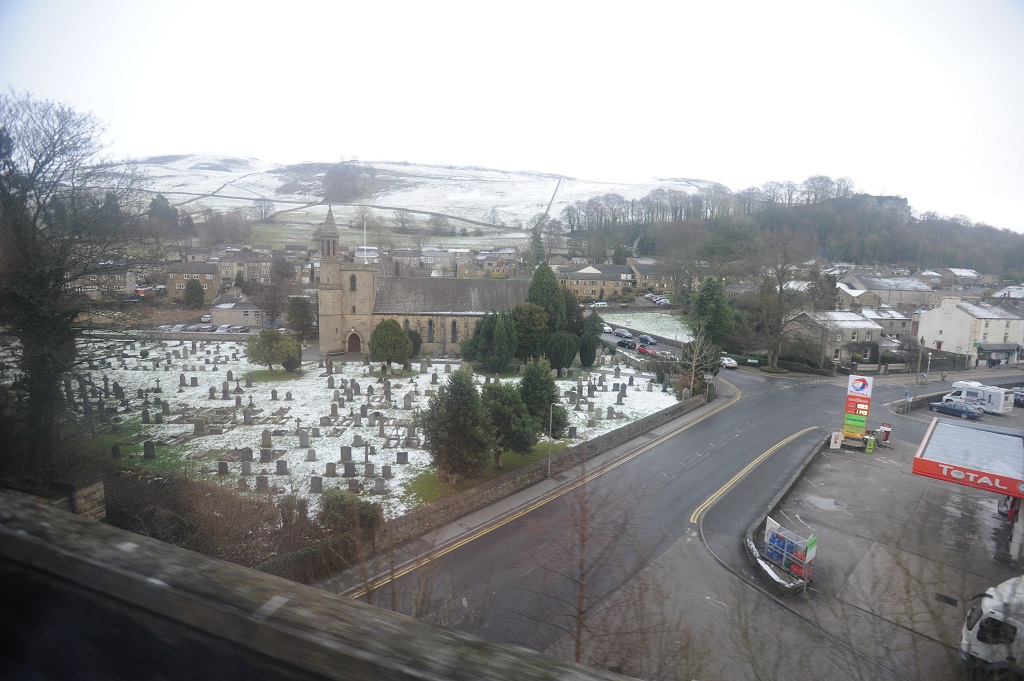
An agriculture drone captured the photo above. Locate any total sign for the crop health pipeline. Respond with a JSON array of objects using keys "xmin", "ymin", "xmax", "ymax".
[{"xmin": 842, "ymin": 375, "xmax": 873, "ymax": 441}]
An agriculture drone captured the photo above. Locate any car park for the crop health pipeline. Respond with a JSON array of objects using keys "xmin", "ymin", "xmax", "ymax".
[
  {"xmin": 214, "ymin": 324, "xmax": 232, "ymax": 333},
  {"xmin": 614, "ymin": 328, "xmax": 632, "ymax": 338},
  {"xmin": 928, "ymin": 401, "xmax": 984, "ymax": 419},
  {"xmin": 721, "ymin": 357, "xmax": 738, "ymax": 369},
  {"xmin": 616, "ymin": 339, "xmax": 636, "ymax": 350},
  {"xmin": 200, "ymin": 314, "xmax": 212, "ymax": 323},
  {"xmin": 602, "ymin": 324, "xmax": 612, "ymax": 334},
  {"xmin": 638, "ymin": 345, "xmax": 656, "ymax": 355},
  {"xmin": 638, "ymin": 335, "xmax": 657, "ymax": 345}
]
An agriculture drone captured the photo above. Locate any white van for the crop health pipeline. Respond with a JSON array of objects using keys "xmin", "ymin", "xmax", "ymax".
[
  {"xmin": 961, "ymin": 576, "xmax": 1024, "ymax": 675},
  {"xmin": 943, "ymin": 381, "xmax": 1014, "ymax": 415},
  {"xmin": 592, "ymin": 301, "xmax": 608, "ymax": 308}
]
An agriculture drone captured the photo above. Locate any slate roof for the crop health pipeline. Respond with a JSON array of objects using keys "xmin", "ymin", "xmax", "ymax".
[
  {"xmin": 992, "ymin": 286, "xmax": 1024, "ymax": 299},
  {"xmin": 166, "ymin": 262, "xmax": 218, "ymax": 274},
  {"xmin": 857, "ymin": 276, "xmax": 932, "ymax": 292},
  {"xmin": 957, "ymin": 302, "xmax": 1023, "ymax": 320},
  {"xmin": 373, "ymin": 278, "xmax": 530, "ymax": 316},
  {"xmin": 795, "ymin": 311, "xmax": 884, "ymax": 330}
]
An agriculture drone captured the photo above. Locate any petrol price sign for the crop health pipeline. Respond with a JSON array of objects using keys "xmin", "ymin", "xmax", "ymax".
[{"xmin": 843, "ymin": 375, "xmax": 873, "ymax": 441}]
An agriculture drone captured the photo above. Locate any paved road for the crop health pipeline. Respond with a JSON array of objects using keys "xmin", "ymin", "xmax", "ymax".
[{"xmin": 326, "ymin": 365, "xmax": 1024, "ymax": 676}]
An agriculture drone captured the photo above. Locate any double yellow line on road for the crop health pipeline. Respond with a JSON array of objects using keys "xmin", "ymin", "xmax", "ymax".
[
  {"xmin": 346, "ymin": 380, "xmax": 743, "ymax": 600},
  {"xmin": 688, "ymin": 426, "xmax": 818, "ymax": 524}
]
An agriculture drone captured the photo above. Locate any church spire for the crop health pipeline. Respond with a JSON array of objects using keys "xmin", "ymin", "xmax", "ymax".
[{"xmin": 319, "ymin": 205, "xmax": 339, "ymax": 259}]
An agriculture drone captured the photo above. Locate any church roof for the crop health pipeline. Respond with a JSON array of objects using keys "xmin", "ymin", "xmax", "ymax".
[{"xmin": 374, "ymin": 278, "xmax": 530, "ymax": 316}]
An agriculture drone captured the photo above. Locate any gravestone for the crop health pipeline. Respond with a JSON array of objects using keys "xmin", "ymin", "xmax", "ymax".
[
  {"xmin": 179, "ymin": 374, "xmax": 187, "ymax": 388},
  {"xmin": 261, "ymin": 429, "xmax": 272, "ymax": 448},
  {"xmin": 260, "ymin": 448, "xmax": 272, "ymax": 463},
  {"xmin": 320, "ymin": 416, "xmax": 331, "ymax": 427},
  {"xmin": 382, "ymin": 465, "xmax": 393, "ymax": 479},
  {"xmin": 143, "ymin": 441, "xmax": 156, "ymax": 459},
  {"xmin": 241, "ymin": 461, "xmax": 252, "ymax": 476},
  {"xmin": 352, "ymin": 382, "xmax": 360, "ymax": 396},
  {"xmin": 343, "ymin": 461, "xmax": 357, "ymax": 477},
  {"xmin": 420, "ymin": 361, "xmax": 427, "ymax": 373},
  {"xmin": 364, "ymin": 463, "xmax": 375, "ymax": 478},
  {"xmin": 374, "ymin": 477, "xmax": 386, "ymax": 495},
  {"xmin": 191, "ymin": 377, "xmax": 199, "ymax": 387},
  {"xmin": 348, "ymin": 479, "xmax": 360, "ymax": 493},
  {"xmin": 276, "ymin": 459, "xmax": 288, "ymax": 475},
  {"xmin": 285, "ymin": 391, "xmax": 292, "ymax": 401},
  {"xmin": 328, "ymin": 376, "xmax": 335, "ymax": 389},
  {"xmin": 306, "ymin": 449, "xmax": 317, "ymax": 462},
  {"xmin": 333, "ymin": 390, "xmax": 341, "ymax": 401},
  {"xmin": 245, "ymin": 373, "xmax": 253, "ymax": 388},
  {"xmin": 607, "ymin": 406, "xmax": 615, "ymax": 418},
  {"xmin": 325, "ymin": 462, "xmax": 337, "ymax": 477},
  {"xmin": 256, "ymin": 476, "xmax": 269, "ymax": 491},
  {"xmin": 218, "ymin": 461, "xmax": 229, "ymax": 475},
  {"xmin": 161, "ymin": 401, "xmax": 170, "ymax": 416},
  {"xmin": 360, "ymin": 404, "xmax": 368, "ymax": 418},
  {"xmin": 310, "ymin": 476, "xmax": 323, "ymax": 494},
  {"xmin": 239, "ymin": 447, "xmax": 253, "ymax": 462},
  {"xmin": 403, "ymin": 392, "xmax": 413, "ymax": 409},
  {"xmin": 432, "ymin": 372, "xmax": 438, "ymax": 385},
  {"xmin": 311, "ymin": 427, "xmax": 320, "ymax": 438},
  {"xmin": 142, "ymin": 408, "xmax": 150, "ymax": 424},
  {"xmin": 378, "ymin": 418, "xmax": 385, "ymax": 438},
  {"xmin": 628, "ymin": 376, "xmax": 634, "ymax": 386},
  {"xmin": 588, "ymin": 419, "xmax": 596, "ymax": 427},
  {"xmin": 271, "ymin": 389, "xmax": 278, "ymax": 401},
  {"xmin": 243, "ymin": 409, "xmax": 253, "ymax": 425},
  {"xmin": 209, "ymin": 386, "xmax": 216, "ymax": 400},
  {"xmin": 588, "ymin": 402, "xmax": 595, "ymax": 412},
  {"xmin": 193, "ymin": 418, "xmax": 206, "ymax": 435},
  {"xmin": 331, "ymin": 402, "xmax": 338, "ymax": 417},
  {"xmin": 647, "ymin": 382, "xmax": 653, "ymax": 392},
  {"xmin": 352, "ymin": 434, "xmax": 363, "ymax": 448},
  {"xmin": 614, "ymin": 366, "xmax": 621, "ymax": 379},
  {"xmin": 298, "ymin": 430, "xmax": 309, "ymax": 448},
  {"xmin": 154, "ymin": 412, "xmax": 163, "ymax": 424},
  {"xmin": 235, "ymin": 395, "xmax": 242, "ymax": 407},
  {"xmin": 568, "ymin": 426, "xmax": 577, "ymax": 438},
  {"xmin": 367, "ymin": 385, "xmax": 375, "ymax": 397},
  {"xmin": 340, "ymin": 446, "xmax": 352, "ymax": 462},
  {"xmin": 396, "ymin": 451, "xmax": 409, "ymax": 464},
  {"xmin": 616, "ymin": 391, "xmax": 624, "ymax": 405},
  {"xmin": 227, "ymin": 370, "xmax": 233, "ymax": 382}
]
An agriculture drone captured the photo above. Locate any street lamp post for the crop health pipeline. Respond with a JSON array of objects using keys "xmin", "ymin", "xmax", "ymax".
[
  {"xmin": 547, "ymin": 402, "xmax": 558, "ymax": 478},
  {"xmin": 914, "ymin": 337, "xmax": 925, "ymax": 400},
  {"xmin": 927, "ymin": 352, "xmax": 932, "ymax": 375}
]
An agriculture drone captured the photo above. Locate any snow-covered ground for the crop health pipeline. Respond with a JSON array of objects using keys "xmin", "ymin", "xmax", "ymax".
[
  {"xmin": 601, "ymin": 312, "xmax": 693, "ymax": 342},
  {"xmin": 75, "ymin": 336, "xmax": 677, "ymax": 519},
  {"xmin": 135, "ymin": 154, "xmax": 721, "ymax": 236}
]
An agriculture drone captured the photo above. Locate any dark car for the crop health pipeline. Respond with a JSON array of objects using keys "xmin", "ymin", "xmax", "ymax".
[
  {"xmin": 616, "ymin": 339, "xmax": 636, "ymax": 350},
  {"xmin": 638, "ymin": 335, "xmax": 657, "ymax": 345},
  {"xmin": 928, "ymin": 401, "xmax": 984, "ymax": 420}
]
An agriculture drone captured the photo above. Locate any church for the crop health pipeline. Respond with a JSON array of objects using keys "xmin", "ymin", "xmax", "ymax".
[{"xmin": 316, "ymin": 208, "xmax": 530, "ymax": 357}]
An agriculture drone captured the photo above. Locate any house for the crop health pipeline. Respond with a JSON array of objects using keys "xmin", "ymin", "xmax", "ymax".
[
  {"xmin": 838, "ymin": 274, "xmax": 934, "ymax": 309},
  {"xmin": 860, "ymin": 307, "xmax": 912, "ymax": 342},
  {"xmin": 165, "ymin": 262, "xmax": 219, "ymax": 302},
  {"xmin": 786, "ymin": 310, "xmax": 884, "ymax": 367},
  {"xmin": 558, "ymin": 264, "xmax": 637, "ymax": 301},
  {"xmin": 65, "ymin": 259, "xmax": 138, "ymax": 300},
  {"xmin": 628, "ymin": 259, "xmax": 673, "ymax": 293},
  {"xmin": 210, "ymin": 301, "xmax": 265, "ymax": 328},
  {"xmin": 317, "ymin": 217, "xmax": 529, "ymax": 356},
  {"xmin": 835, "ymin": 282, "xmax": 882, "ymax": 311},
  {"xmin": 917, "ymin": 297, "xmax": 1023, "ymax": 366}
]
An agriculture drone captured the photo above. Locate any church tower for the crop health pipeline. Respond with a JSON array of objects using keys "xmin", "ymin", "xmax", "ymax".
[{"xmin": 317, "ymin": 206, "xmax": 377, "ymax": 355}]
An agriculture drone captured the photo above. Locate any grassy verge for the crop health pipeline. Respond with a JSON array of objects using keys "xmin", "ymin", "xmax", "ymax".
[
  {"xmin": 249, "ymin": 368, "xmax": 307, "ymax": 382},
  {"xmin": 404, "ymin": 440, "xmax": 568, "ymax": 504}
]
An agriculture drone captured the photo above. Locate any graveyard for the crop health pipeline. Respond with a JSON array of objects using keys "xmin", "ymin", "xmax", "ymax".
[{"xmin": 68, "ymin": 336, "xmax": 680, "ymax": 519}]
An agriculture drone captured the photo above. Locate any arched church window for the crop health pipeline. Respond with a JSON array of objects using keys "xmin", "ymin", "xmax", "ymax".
[
  {"xmin": 403, "ymin": 319, "xmax": 410, "ymax": 332},
  {"xmin": 428, "ymin": 320, "xmax": 435, "ymax": 343},
  {"xmin": 451, "ymin": 320, "xmax": 458, "ymax": 342}
]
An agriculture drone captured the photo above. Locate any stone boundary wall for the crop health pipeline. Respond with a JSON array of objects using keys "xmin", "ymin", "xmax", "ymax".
[
  {"xmin": 0, "ymin": 493, "xmax": 629, "ymax": 681},
  {"xmin": 0, "ymin": 470, "xmax": 105, "ymax": 521},
  {"xmin": 377, "ymin": 394, "xmax": 705, "ymax": 552}
]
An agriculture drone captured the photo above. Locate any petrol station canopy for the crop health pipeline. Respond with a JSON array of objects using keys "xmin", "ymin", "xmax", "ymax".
[{"xmin": 912, "ymin": 419, "xmax": 1024, "ymax": 498}]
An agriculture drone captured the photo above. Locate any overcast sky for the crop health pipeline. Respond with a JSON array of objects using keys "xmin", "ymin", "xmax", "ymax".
[{"xmin": 2, "ymin": 0, "xmax": 1023, "ymax": 231}]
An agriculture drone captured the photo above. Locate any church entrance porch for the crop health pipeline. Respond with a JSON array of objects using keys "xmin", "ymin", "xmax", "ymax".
[{"xmin": 347, "ymin": 333, "xmax": 362, "ymax": 353}]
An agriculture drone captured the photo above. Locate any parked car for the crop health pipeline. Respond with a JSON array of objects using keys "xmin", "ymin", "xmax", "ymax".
[
  {"xmin": 591, "ymin": 301, "xmax": 608, "ymax": 308},
  {"xmin": 657, "ymin": 350, "xmax": 676, "ymax": 360},
  {"xmin": 602, "ymin": 324, "xmax": 613, "ymax": 334},
  {"xmin": 186, "ymin": 325, "xmax": 202, "ymax": 332},
  {"xmin": 198, "ymin": 325, "xmax": 215, "ymax": 332},
  {"xmin": 721, "ymin": 357, "xmax": 738, "ymax": 369},
  {"xmin": 200, "ymin": 314, "xmax": 212, "ymax": 323},
  {"xmin": 214, "ymin": 324, "xmax": 232, "ymax": 333},
  {"xmin": 655, "ymin": 298, "xmax": 670, "ymax": 305},
  {"xmin": 638, "ymin": 335, "xmax": 657, "ymax": 345},
  {"xmin": 170, "ymin": 324, "xmax": 186, "ymax": 333},
  {"xmin": 644, "ymin": 293, "xmax": 655, "ymax": 299},
  {"xmin": 614, "ymin": 328, "xmax": 632, "ymax": 338},
  {"xmin": 638, "ymin": 345, "xmax": 656, "ymax": 355},
  {"xmin": 928, "ymin": 401, "xmax": 984, "ymax": 419},
  {"xmin": 616, "ymin": 339, "xmax": 636, "ymax": 350},
  {"xmin": 155, "ymin": 324, "xmax": 172, "ymax": 332},
  {"xmin": 228, "ymin": 326, "xmax": 250, "ymax": 333}
]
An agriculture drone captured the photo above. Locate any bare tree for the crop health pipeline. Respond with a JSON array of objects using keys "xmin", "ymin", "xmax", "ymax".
[
  {"xmin": 754, "ymin": 230, "xmax": 807, "ymax": 369},
  {"xmin": 676, "ymin": 322, "xmax": 720, "ymax": 397},
  {"xmin": 252, "ymin": 198, "xmax": 276, "ymax": 221}
]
